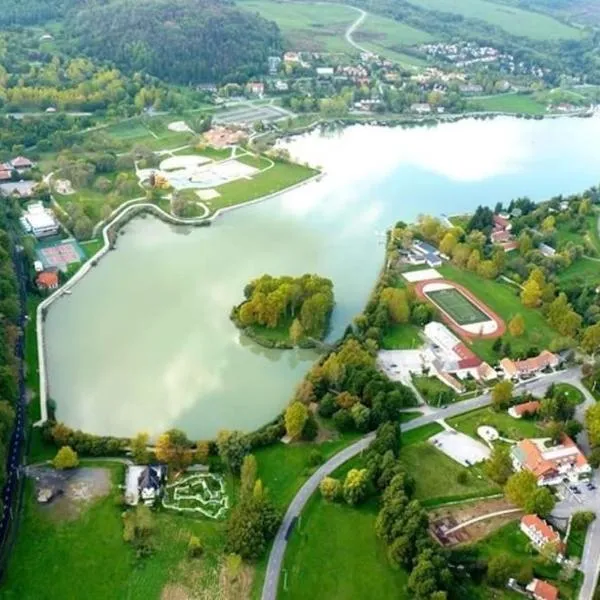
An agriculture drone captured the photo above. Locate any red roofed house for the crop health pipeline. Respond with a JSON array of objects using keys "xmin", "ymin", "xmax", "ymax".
[
  {"xmin": 247, "ymin": 82, "xmax": 264, "ymax": 96},
  {"xmin": 526, "ymin": 579, "xmax": 559, "ymax": 600},
  {"xmin": 493, "ymin": 214, "xmax": 511, "ymax": 231},
  {"xmin": 36, "ymin": 270, "xmax": 59, "ymax": 291},
  {"xmin": 500, "ymin": 350, "xmax": 559, "ymax": 380},
  {"xmin": 520, "ymin": 515, "xmax": 564, "ymax": 561},
  {"xmin": 491, "ymin": 229, "xmax": 512, "ymax": 244},
  {"xmin": 508, "ymin": 400, "xmax": 541, "ymax": 419},
  {"xmin": 0, "ymin": 163, "xmax": 12, "ymax": 181},
  {"xmin": 511, "ymin": 435, "xmax": 591, "ymax": 486},
  {"xmin": 10, "ymin": 156, "xmax": 33, "ymax": 170}
]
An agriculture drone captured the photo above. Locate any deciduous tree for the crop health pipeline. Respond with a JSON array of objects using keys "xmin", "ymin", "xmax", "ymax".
[
  {"xmin": 284, "ymin": 402, "xmax": 308, "ymax": 440},
  {"xmin": 491, "ymin": 380, "xmax": 513, "ymax": 411},
  {"xmin": 52, "ymin": 445, "xmax": 79, "ymax": 470},
  {"xmin": 342, "ymin": 468, "xmax": 369, "ymax": 505},
  {"xmin": 508, "ymin": 314, "xmax": 525, "ymax": 337}
]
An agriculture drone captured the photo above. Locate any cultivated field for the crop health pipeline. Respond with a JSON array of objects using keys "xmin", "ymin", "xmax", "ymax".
[{"xmin": 403, "ymin": 0, "xmax": 585, "ymax": 40}]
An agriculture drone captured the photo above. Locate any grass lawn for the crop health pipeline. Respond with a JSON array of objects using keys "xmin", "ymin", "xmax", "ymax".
[
  {"xmin": 174, "ymin": 146, "xmax": 233, "ymax": 161},
  {"xmin": 80, "ymin": 238, "xmax": 104, "ymax": 258},
  {"xmin": 1, "ymin": 464, "xmax": 232, "ymax": 600},
  {"xmin": 557, "ymin": 257, "xmax": 600, "ymax": 287},
  {"xmin": 279, "ymin": 497, "xmax": 410, "ymax": 600},
  {"xmin": 468, "ymin": 93, "xmax": 547, "ymax": 115},
  {"xmin": 566, "ymin": 519, "xmax": 592, "ymax": 559},
  {"xmin": 438, "ymin": 264, "xmax": 555, "ymax": 363},
  {"xmin": 555, "ymin": 383, "xmax": 584, "ymax": 406},
  {"xmin": 413, "ymin": 375, "xmax": 457, "ymax": 405},
  {"xmin": 398, "ymin": 440, "xmax": 500, "ymax": 503},
  {"xmin": 207, "ymin": 160, "xmax": 318, "ymax": 213},
  {"xmin": 471, "ymin": 522, "xmax": 583, "ymax": 599},
  {"xmin": 448, "ymin": 407, "xmax": 542, "ymax": 441},
  {"xmin": 555, "ymin": 214, "xmax": 599, "ymax": 252},
  {"xmin": 102, "ymin": 116, "xmax": 194, "ymax": 151},
  {"xmin": 404, "ymin": 0, "xmax": 584, "ymax": 40},
  {"xmin": 381, "ymin": 322, "xmax": 422, "ymax": 349}
]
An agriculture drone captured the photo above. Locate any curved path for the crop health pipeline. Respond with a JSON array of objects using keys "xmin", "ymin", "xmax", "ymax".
[
  {"xmin": 261, "ymin": 369, "xmax": 577, "ymax": 600},
  {"xmin": 344, "ymin": 7, "xmax": 369, "ymax": 54},
  {"xmin": 444, "ymin": 508, "xmax": 521, "ymax": 535}
]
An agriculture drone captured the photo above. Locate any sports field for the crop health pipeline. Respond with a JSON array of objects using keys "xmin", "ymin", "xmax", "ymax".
[{"xmin": 427, "ymin": 287, "xmax": 488, "ymax": 325}]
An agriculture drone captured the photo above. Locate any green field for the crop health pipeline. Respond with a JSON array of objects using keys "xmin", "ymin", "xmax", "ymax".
[
  {"xmin": 427, "ymin": 287, "xmax": 489, "ymax": 325},
  {"xmin": 381, "ymin": 322, "xmax": 422, "ymax": 349},
  {"xmin": 448, "ymin": 407, "xmax": 542, "ymax": 441},
  {"xmin": 102, "ymin": 116, "xmax": 195, "ymax": 150},
  {"xmin": 239, "ymin": 0, "xmax": 432, "ymax": 64},
  {"xmin": 555, "ymin": 214, "xmax": 600, "ymax": 252},
  {"xmin": 557, "ymin": 257, "xmax": 600, "ymax": 286},
  {"xmin": 438, "ymin": 264, "xmax": 556, "ymax": 363},
  {"xmin": 468, "ymin": 93, "xmax": 548, "ymax": 115},
  {"xmin": 404, "ymin": 0, "xmax": 584, "ymax": 40},
  {"xmin": 1, "ymin": 465, "xmax": 231, "ymax": 600}
]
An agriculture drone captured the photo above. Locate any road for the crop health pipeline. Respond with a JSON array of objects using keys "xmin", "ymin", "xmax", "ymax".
[
  {"xmin": 344, "ymin": 7, "xmax": 369, "ymax": 54},
  {"xmin": 261, "ymin": 369, "xmax": 577, "ymax": 600}
]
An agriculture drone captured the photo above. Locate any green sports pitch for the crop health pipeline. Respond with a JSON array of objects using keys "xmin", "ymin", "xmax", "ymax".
[{"xmin": 426, "ymin": 288, "xmax": 489, "ymax": 325}]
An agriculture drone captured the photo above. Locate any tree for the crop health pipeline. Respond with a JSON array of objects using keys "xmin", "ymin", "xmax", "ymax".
[
  {"xmin": 587, "ymin": 403, "xmax": 600, "ymax": 447},
  {"xmin": 380, "ymin": 288, "xmax": 410, "ymax": 324},
  {"xmin": 155, "ymin": 429, "xmax": 192, "ymax": 471},
  {"xmin": 216, "ymin": 430, "xmax": 250, "ymax": 474},
  {"xmin": 508, "ymin": 314, "xmax": 525, "ymax": 337},
  {"xmin": 294, "ymin": 379, "xmax": 315, "ymax": 405},
  {"xmin": 240, "ymin": 454, "xmax": 257, "ymax": 499},
  {"xmin": 439, "ymin": 232, "xmax": 458, "ymax": 256},
  {"xmin": 505, "ymin": 471, "xmax": 555, "ymax": 516},
  {"xmin": 319, "ymin": 477, "xmax": 341, "ymax": 501},
  {"xmin": 521, "ymin": 279, "xmax": 542, "ymax": 308},
  {"xmin": 194, "ymin": 441, "xmax": 210, "ymax": 463},
  {"xmin": 484, "ymin": 445, "xmax": 513, "ymax": 485},
  {"xmin": 342, "ymin": 468, "xmax": 369, "ymax": 505},
  {"xmin": 467, "ymin": 249, "xmax": 481, "ymax": 272},
  {"xmin": 52, "ymin": 445, "xmax": 79, "ymax": 470},
  {"xmin": 284, "ymin": 402, "xmax": 308, "ymax": 440},
  {"xmin": 491, "ymin": 380, "xmax": 513, "ymax": 411},
  {"xmin": 289, "ymin": 318, "xmax": 304, "ymax": 345},
  {"xmin": 487, "ymin": 554, "xmax": 517, "ymax": 587},
  {"xmin": 335, "ymin": 391, "xmax": 358, "ymax": 409},
  {"xmin": 188, "ymin": 535, "xmax": 203, "ymax": 558},
  {"xmin": 131, "ymin": 432, "xmax": 150, "ymax": 464},
  {"xmin": 582, "ymin": 323, "xmax": 600, "ymax": 356}
]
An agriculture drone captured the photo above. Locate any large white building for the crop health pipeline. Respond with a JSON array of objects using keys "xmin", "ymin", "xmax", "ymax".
[
  {"xmin": 20, "ymin": 202, "xmax": 60, "ymax": 238},
  {"xmin": 520, "ymin": 515, "xmax": 564, "ymax": 561}
]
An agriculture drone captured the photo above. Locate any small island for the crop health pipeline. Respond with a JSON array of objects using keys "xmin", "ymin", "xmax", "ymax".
[{"xmin": 231, "ymin": 274, "xmax": 334, "ymax": 348}]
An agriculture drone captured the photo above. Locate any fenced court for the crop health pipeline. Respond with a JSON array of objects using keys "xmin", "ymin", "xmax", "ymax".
[
  {"xmin": 213, "ymin": 104, "xmax": 291, "ymax": 126},
  {"xmin": 36, "ymin": 239, "xmax": 85, "ymax": 269},
  {"xmin": 427, "ymin": 288, "xmax": 488, "ymax": 325}
]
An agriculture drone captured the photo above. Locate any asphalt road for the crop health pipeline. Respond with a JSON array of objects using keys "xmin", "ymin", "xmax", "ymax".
[{"xmin": 262, "ymin": 369, "xmax": 578, "ymax": 600}]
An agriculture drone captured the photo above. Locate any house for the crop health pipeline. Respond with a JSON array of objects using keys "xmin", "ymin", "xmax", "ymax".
[
  {"xmin": 411, "ymin": 240, "xmax": 442, "ymax": 267},
  {"xmin": 436, "ymin": 370, "xmax": 465, "ymax": 393},
  {"xmin": 274, "ymin": 80, "xmax": 289, "ymax": 92},
  {"xmin": 520, "ymin": 515, "xmax": 564, "ymax": 560},
  {"xmin": 459, "ymin": 83, "xmax": 484, "ymax": 94},
  {"xmin": 539, "ymin": 243, "xmax": 556, "ymax": 257},
  {"xmin": 20, "ymin": 202, "xmax": 60, "ymax": 237},
  {"xmin": 494, "ymin": 214, "xmax": 511, "ymax": 230},
  {"xmin": 0, "ymin": 181, "xmax": 37, "ymax": 198},
  {"xmin": 247, "ymin": 82, "xmax": 264, "ymax": 96},
  {"xmin": 526, "ymin": 579, "xmax": 559, "ymax": 600},
  {"xmin": 138, "ymin": 466, "xmax": 163, "ymax": 505},
  {"xmin": 500, "ymin": 350, "xmax": 559, "ymax": 379},
  {"xmin": 283, "ymin": 51, "xmax": 302, "ymax": 63},
  {"xmin": 475, "ymin": 362, "xmax": 497, "ymax": 382},
  {"xmin": 410, "ymin": 103, "xmax": 432, "ymax": 114},
  {"xmin": 508, "ymin": 400, "xmax": 541, "ymax": 419},
  {"xmin": 316, "ymin": 67, "xmax": 334, "ymax": 77},
  {"xmin": 10, "ymin": 156, "xmax": 33, "ymax": 170},
  {"xmin": 36, "ymin": 270, "xmax": 59, "ymax": 291},
  {"xmin": 33, "ymin": 260, "xmax": 44, "ymax": 273},
  {"xmin": 559, "ymin": 201, "xmax": 569, "ymax": 211},
  {"xmin": 268, "ymin": 55, "xmax": 281, "ymax": 74},
  {"xmin": 491, "ymin": 229, "xmax": 512, "ymax": 244},
  {"xmin": 511, "ymin": 435, "xmax": 591, "ymax": 486}
]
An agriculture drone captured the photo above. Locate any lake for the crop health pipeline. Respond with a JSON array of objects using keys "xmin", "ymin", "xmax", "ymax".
[{"xmin": 45, "ymin": 116, "xmax": 600, "ymax": 438}]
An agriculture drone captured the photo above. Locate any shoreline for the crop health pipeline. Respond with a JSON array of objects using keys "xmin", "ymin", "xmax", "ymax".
[{"xmin": 34, "ymin": 170, "xmax": 323, "ymax": 427}]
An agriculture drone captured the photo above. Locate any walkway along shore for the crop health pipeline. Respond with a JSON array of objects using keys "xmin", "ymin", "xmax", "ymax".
[{"xmin": 34, "ymin": 171, "xmax": 323, "ymax": 426}]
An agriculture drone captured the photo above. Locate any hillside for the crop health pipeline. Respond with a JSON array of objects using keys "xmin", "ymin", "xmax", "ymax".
[{"xmin": 68, "ymin": 0, "xmax": 282, "ymax": 84}]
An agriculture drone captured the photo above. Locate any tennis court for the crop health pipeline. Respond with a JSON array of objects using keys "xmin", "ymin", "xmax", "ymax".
[
  {"xmin": 36, "ymin": 239, "xmax": 85, "ymax": 269},
  {"xmin": 427, "ymin": 288, "xmax": 489, "ymax": 325}
]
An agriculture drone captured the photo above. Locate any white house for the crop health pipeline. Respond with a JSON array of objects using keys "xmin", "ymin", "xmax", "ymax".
[
  {"xmin": 125, "ymin": 465, "xmax": 164, "ymax": 506},
  {"xmin": 520, "ymin": 514, "xmax": 564, "ymax": 561},
  {"xmin": 20, "ymin": 202, "xmax": 60, "ymax": 238}
]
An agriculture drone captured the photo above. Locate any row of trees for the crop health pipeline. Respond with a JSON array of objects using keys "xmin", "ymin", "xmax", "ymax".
[{"xmin": 233, "ymin": 274, "xmax": 334, "ymax": 341}]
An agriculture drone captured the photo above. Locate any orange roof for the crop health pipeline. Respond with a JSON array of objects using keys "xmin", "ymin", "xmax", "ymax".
[
  {"xmin": 513, "ymin": 400, "xmax": 541, "ymax": 416},
  {"xmin": 521, "ymin": 515, "xmax": 561, "ymax": 545},
  {"xmin": 501, "ymin": 351, "xmax": 558, "ymax": 376},
  {"xmin": 517, "ymin": 440, "xmax": 556, "ymax": 478},
  {"xmin": 36, "ymin": 271, "xmax": 58, "ymax": 288},
  {"xmin": 529, "ymin": 578, "xmax": 559, "ymax": 600},
  {"xmin": 500, "ymin": 357, "xmax": 518, "ymax": 377},
  {"xmin": 515, "ymin": 435, "xmax": 588, "ymax": 480}
]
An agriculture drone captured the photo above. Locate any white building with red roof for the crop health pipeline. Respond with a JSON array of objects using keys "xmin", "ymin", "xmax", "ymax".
[
  {"xmin": 511, "ymin": 435, "xmax": 591, "ymax": 486},
  {"xmin": 526, "ymin": 578, "xmax": 559, "ymax": 600},
  {"xmin": 520, "ymin": 515, "xmax": 564, "ymax": 560},
  {"xmin": 500, "ymin": 350, "xmax": 559, "ymax": 380},
  {"xmin": 508, "ymin": 400, "xmax": 541, "ymax": 419}
]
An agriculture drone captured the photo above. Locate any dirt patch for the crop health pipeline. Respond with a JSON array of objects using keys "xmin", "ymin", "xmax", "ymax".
[
  {"xmin": 429, "ymin": 498, "xmax": 520, "ymax": 547},
  {"xmin": 162, "ymin": 584, "xmax": 194, "ymax": 600},
  {"xmin": 27, "ymin": 466, "xmax": 111, "ymax": 521},
  {"xmin": 218, "ymin": 561, "xmax": 253, "ymax": 600}
]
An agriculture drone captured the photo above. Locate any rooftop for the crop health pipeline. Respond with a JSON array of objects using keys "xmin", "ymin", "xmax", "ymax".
[
  {"xmin": 521, "ymin": 514, "xmax": 561, "ymax": 545},
  {"xmin": 526, "ymin": 579, "xmax": 559, "ymax": 600}
]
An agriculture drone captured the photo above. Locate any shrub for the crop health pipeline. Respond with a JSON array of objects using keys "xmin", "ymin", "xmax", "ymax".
[
  {"xmin": 188, "ymin": 535, "xmax": 203, "ymax": 558},
  {"xmin": 301, "ymin": 413, "xmax": 318, "ymax": 441},
  {"xmin": 332, "ymin": 409, "xmax": 354, "ymax": 432}
]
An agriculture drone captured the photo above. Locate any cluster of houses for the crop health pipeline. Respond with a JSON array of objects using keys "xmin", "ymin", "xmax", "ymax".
[
  {"xmin": 490, "ymin": 213, "xmax": 518, "ymax": 252},
  {"xmin": 0, "ymin": 156, "xmax": 37, "ymax": 199},
  {"xmin": 0, "ymin": 155, "xmax": 34, "ymax": 181}
]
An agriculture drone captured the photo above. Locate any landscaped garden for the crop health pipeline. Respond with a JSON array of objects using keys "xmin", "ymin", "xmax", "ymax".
[{"xmin": 448, "ymin": 407, "xmax": 542, "ymax": 441}]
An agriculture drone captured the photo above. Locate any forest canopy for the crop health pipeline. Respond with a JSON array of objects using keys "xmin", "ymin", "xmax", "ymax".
[
  {"xmin": 68, "ymin": 0, "xmax": 282, "ymax": 84},
  {"xmin": 232, "ymin": 274, "xmax": 334, "ymax": 346}
]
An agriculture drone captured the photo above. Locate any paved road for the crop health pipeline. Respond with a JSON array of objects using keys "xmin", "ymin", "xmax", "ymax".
[{"xmin": 261, "ymin": 369, "xmax": 575, "ymax": 600}]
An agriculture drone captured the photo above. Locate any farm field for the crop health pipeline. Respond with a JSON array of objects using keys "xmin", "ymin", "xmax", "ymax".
[
  {"xmin": 437, "ymin": 264, "xmax": 555, "ymax": 363},
  {"xmin": 403, "ymin": 0, "xmax": 584, "ymax": 40},
  {"xmin": 448, "ymin": 407, "xmax": 543, "ymax": 441},
  {"xmin": 468, "ymin": 93, "xmax": 547, "ymax": 115},
  {"xmin": 238, "ymin": 0, "xmax": 432, "ymax": 64}
]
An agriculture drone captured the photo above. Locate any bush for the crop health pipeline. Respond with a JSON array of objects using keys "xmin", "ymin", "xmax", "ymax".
[
  {"xmin": 301, "ymin": 413, "xmax": 318, "ymax": 441},
  {"xmin": 307, "ymin": 449, "xmax": 323, "ymax": 467},
  {"xmin": 319, "ymin": 477, "xmax": 341, "ymax": 502},
  {"xmin": 456, "ymin": 471, "xmax": 468, "ymax": 485},
  {"xmin": 332, "ymin": 409, "xmax": 354, "ymax": 432},
  {"xmin": 572, "ymin": 511, "xmax": 596, "ymax": 530},
  {"xmin": 318, "ymin": 393, "xmax": 337, "ymax": 418},
  {"xmin": 52, "ymin": 445, "xmax": 79, "ymax": 470},
  {"xmin": 188, "ymin": 535, "xmax": 203, "ymax": 558}
]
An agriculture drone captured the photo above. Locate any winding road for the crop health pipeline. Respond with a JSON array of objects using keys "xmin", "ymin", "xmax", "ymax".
[
  {"xmin": 344, "ymin": 7, "xmax": 369, "ymax": 54},
  {"xmin": 261, "ymin": 368, "xmax": 585, "ymax": 600}
]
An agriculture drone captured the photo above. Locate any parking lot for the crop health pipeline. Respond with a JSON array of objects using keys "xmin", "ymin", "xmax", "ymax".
[{"xmin": 213, "ymin": 103, "xmax": 292, "ymax": 126}]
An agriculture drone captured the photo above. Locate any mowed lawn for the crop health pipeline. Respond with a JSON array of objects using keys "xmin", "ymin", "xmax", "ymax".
[
  {"xmin": 448, "ymin": 407, "xmax": 543, "ymax": 441},
  {"xmin": 438, "ymin": 264, "xmax": 555, "ymax": 363},
  {"xmin": 381, "ymin": 322, "xmax": 422, "ymax": 349},
  {"xmin": 403, "ymin": 0, "xmax": 584, "ymax": 40},
  {"xmin": 468, "ymin": 92, "xmax": 547, "ymax": 115},
  {"xmin": 279, "ymin": 498, "xmax": 410, "ymax": 600}
]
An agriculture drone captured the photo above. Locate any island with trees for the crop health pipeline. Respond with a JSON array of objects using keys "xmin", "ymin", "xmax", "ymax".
[{"xmin": 230, "ymin": 273, "xmax": 334, "ymax": 348}]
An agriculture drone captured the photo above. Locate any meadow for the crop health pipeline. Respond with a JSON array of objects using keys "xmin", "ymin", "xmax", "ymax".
[{"xmin": 468, "ymin": 92, "xmax": 548, "ymax": 115}]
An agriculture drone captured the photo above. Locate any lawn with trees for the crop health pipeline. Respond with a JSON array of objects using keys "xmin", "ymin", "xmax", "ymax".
[{"xmin": 448, "ymin": 407, "xmax": 542, "ymax": 441}]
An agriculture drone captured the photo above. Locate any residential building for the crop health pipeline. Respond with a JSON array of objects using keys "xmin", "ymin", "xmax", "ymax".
[
  {"xmin": 274, "ymin": 80, "xmax": 289, "ymax": 92},
  {"xmin": 410, "ymin": 103, "xmax": 432, "ymax": 114},
  {"xmin": 526, "ymin": 579, "xmax": 559, "ymax": 600},
  {"xmin": 10, "ymin": 156, "xmax": 33, "ymax": 170},
  {"xmin": 36, "ymin": 270, "xmax": 59, "ymax": 291},
  {"xmin": 491, "ymin": 229, "xmax": 512, "ymax": 244},
  {"xmin": 511, "ymin": 435, "xmax": 591, "ymax": 486},
  {"xmin": 500, "ymin": 350, "xmax": 559, "ymax": 379},
  {"xmin": 0, "ymin": 163, "xmax": 12, "ymax": 181},
  {"xmin": 539, "ymin": 243, "xmax": 556, "ymax": 257},
  {"xmin": 520, "ymin": 514, "xmax": 564, "ymax": 560},
  {"xmin": 268, "ymin": 55, "xmax": 281, "ymax": 74},
  {"xmin": 0, "ymin": 181, "xmax": 37, "ymax": 198},
  {"xmin": 459, "ymin": 83, "xmax": 484, "ymax": 94},
  {"xmin": 316, "ymin": 67, "xmax": 334, "ymax": 77},
  {"xmin": 508, "ymin": 400, "xmax": 541, "ymax": 419},
  {"xmin": 411, "ymin": 240, "xmax": 442, "ymax": 267},
  {"xmin": 283, "ymin": 51, "xmax": 301, "ymax": 63},
  {"xmin": 436, "ymin": 370, "xmax": 465, "ymax": 393},
  {"xmin": 475, "ymin": 362, "xmax": 497, "ymax": 382},
  {"xmin": 20, "ymin": 202, "xmax": 60, "ymax": 237},
  {"xmin": 247, "ymin": 82, "xmax": 264, "ymax": 96},
  {"xmin": 125, "ymin": 465, "xmax": 164, "ymax": 506}
]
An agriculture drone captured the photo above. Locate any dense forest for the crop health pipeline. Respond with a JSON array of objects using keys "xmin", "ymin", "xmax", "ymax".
[{"xmin": 68, "ymin": 0, "xmax": 281, "ymax": 84}]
